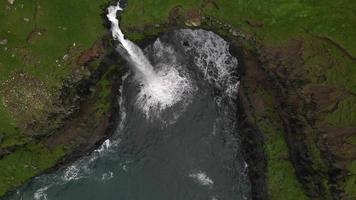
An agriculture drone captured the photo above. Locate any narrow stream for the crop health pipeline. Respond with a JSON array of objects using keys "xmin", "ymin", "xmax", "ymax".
[{"xmin": 3, "ymin": 1, "xmax": 251, "ymax": 199}]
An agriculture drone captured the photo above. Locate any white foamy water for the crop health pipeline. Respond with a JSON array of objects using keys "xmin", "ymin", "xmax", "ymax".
[
  {"xmin": 33, "ymin": 186, "xmax": 48, "ymax": 200},
  {"xmin": 107, "ymin": 2, "xmax": 193, "ymax": 119},
  {"xmin": 178, "ymin": 29, "xmax": 240, "ymax": 99},
  {"xmin": 189, "ymin": 171, "xmax": 214, "ymax": 187},
  {"xmin": 137, "ymin": 39, "xmax": 194, "ymax": 118}
]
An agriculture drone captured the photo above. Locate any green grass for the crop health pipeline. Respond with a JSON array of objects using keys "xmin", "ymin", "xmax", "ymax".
[
  {"xmin": 255, "ymin": 87, "xmax": 309, "ymax": 200},
  {"xmin": 0, "ymin": 143, "xmax": 66, "ymax": 196},
  {"xmin": 326, "ymin": 96, "xmax": 356, "ymax": 127},
  {"xmin": 121, "ymin": 0, "xmax": 356, "ymax": 56},
  {"xmin": 121, "ymin": 0, "xmax": 201, "ymax": 27},
  {"xmin": 90, "ymin": 65, "xmax": 115, "ymax": 117},
  {"xmin": 344, "ymin": 160, "xmax": 356, "ymax": 199},
  {"xmin": 0, "ymin": 0, "xmax": 110, "ymax": 147},
  {"xmin": 260, "ymin": 121, "xmax": 309, "ymax": 200},
  {"xmin": 0, "ymin": 0, "xmax": 110, "ymax": 196},
  {"xmin": 323, "ymin": 44, "xmax": 356, "ymax": 93},
  {"xmin": 0, "ymin": 0, "xmax": 109, "ymax": 86}
]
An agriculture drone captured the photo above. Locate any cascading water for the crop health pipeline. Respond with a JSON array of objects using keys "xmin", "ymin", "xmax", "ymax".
[
  {"xmin": 107, "ymin": 1, "xmax": 194, "ymax": 119},
  {"xmin": 107, "ymin": 3, "xmax": 156, "ymax": 82},
  {"xmin": 4, "ymin": 1, "xmax": 251, "ymax": 199}
]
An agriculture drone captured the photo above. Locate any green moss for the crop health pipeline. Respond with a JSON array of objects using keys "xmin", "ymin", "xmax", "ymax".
[
  {"xmin": 324, "ymin": 45, "xmax": 356, "ymax": 93},
  {"xmin": 122, "ymin": 0, "xmax": 356, "ymax": 55},
  {"xmin": 254, "ymin": 87, "xmax": 309, "ymax": 200},
  {"xmin": 91, "ymin": 67, "xmax": 114, "ymax": 116},
  {"xmin": 259, "ymin": 120, "xmax": 309, "ymax": 200},
  {"xmin": 0, "ymin": 0, "xmax": 109, "ymax": 85},
  {"xmin": 121, "ymin": 0, "xmax": 200, "ymax": 28},
  {"xmin": 0, "ymin": 0, "xmax": 110, "ymax": 148},
  {"xmin": 344, "ymin": 160, "xmax": 356, "ymax": 199},
  {"xmin": 326, "ymin": 96, "xmax": 356, "ymax": 127},
  {"xmin": 0, "ymin": 143, "xmax": 66, "ymax": 196},
  {"xmin": 0, "ymin": 103, "xmax": 32, "ymax": 148},
  {"xmin": 0, "ymin": 0, "xmax": 111, "ymax": 196}
]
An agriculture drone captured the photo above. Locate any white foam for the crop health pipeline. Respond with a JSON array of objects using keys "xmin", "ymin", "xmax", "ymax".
[
  {"xmin": 107, "ymin": 2, "xmax": 193, "ymax": 119},
  {"xmin": 189, "ymin": 171, "xmax": 214, "ymax": 187},
  {"xmin": 101, "ymin": 171, "xmax": 114, "ymax": 182},
  {"xmin": 33, "ymin": 186, "xmax": 48, "ymax": 200},
  {"xmin": 95, "ymin": 139, "xmax": 110, "ymax": 154},
  {"xmin": 62, "ymin": 165, "xmax": 81, "ymax": 181},
  {"xmin": 178, "ymin": 29, "xmax": 239, "ymax": 98},
  {"xmin": 136, "ymin": 64, "xmax": 193, "ymax": 118}
]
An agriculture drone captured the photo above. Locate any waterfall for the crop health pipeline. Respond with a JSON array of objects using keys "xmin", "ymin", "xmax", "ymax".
[
  {"xmin": 106, "ymin": 1, "xmax": 194, "ymax": 119},
  {"xmin": 107, "ymin": 1, "xmax": 156, "ymax": 83}
]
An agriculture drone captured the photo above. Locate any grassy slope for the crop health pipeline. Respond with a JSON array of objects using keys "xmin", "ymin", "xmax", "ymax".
[
  {"xmin": 120, "ymin": 0, "xmax": 356, "ymax": 199},
  {"xmin": 0, "ymin": 143, "xmax": 66, "ymax": 195},
  {"xmin": 0, "ymin": 0, "xmax": 110, "ymax": 196},
  {"xmin": 254, "ymin": 87, "xmax": 309, "ymax": 200},
  {"xmin": 0, "ymin": 0, "xmax": 108, "ymax": 139},
  {"xmin": 121, "ymin": 0, "xmax": 356, "ymax": 55}
]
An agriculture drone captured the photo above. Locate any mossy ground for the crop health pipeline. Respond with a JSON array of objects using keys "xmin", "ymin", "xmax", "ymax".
[
  {"xmin": 0, "ymin": 0, "xmax": 110, "ymax": 145},
  {"xmin": 254, "ymin": 87, "xmax": 309, "ymax": 200},
  {"xmin": 0, "ymin": 0, "xmax": 112, "ymax": 196},
  {"xmin": 0, "ymin": 143, "xmax": 66, "ymax": 195},
  {"xmin": 121, "ymin": 0, "xmax": 356, "ymax": 55}
]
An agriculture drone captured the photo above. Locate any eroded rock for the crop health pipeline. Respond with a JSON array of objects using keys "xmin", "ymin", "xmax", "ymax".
[
  {"xmin": 185, "ymin": 9, "xmax": 202, "ymax": 27},
  {"xmin": 0, "ymin": 39, "xmax": 7, "ymax": 45},
  {"xmin": 7, "ymin": 0, "xmax": 15, "ymax": 5}
]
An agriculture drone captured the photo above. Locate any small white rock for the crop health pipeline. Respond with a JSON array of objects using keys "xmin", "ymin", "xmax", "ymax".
[
  {"xmin": 0, "ymin": 39, "xmax": 7, "ymax": 45},
  {"xmin": 63, "ymin": 54, "xmax": 69, "ymax": 60},
  {"xmin": 23, "ymin": 17, "xmax": 30, "ymax": 22}
]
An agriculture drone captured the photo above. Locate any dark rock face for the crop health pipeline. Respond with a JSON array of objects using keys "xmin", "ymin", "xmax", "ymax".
[{"xmin": 235, "ymin": 47, "xmax": 268, "ymax": 200}]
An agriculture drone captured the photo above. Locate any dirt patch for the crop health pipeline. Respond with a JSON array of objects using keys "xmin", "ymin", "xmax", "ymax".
[
  {"xmin": 26, "ymin": 28, "xmax": 46, "ymax": 43},
  {"xmin": 13, "ymin": 47, "xmax": 40, "ymax": 66},
  {"xmin": 301, "ymin": 84, "xmax": 350, "ymax": 114},
  {"xmin": 246, "ymin": 20, "xmax": 263, "ymax": 28},
  {"xmin": 185, "ymin": 9, "xmax": 202, "ymax": 27},
  {"xmin": 76, "ymin": 39, "xmax": 104, "ymax": 66},
  {"xmin": 318, "ymin": 123, "xmax": 356, "ymax": 169},
  {"xmin": 201, "ymin": 0, "xmax": 219, "ymax": 10},
  {"xmin": 168, "ymin": 5, "xmax": 183, "ymax": 24}
]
